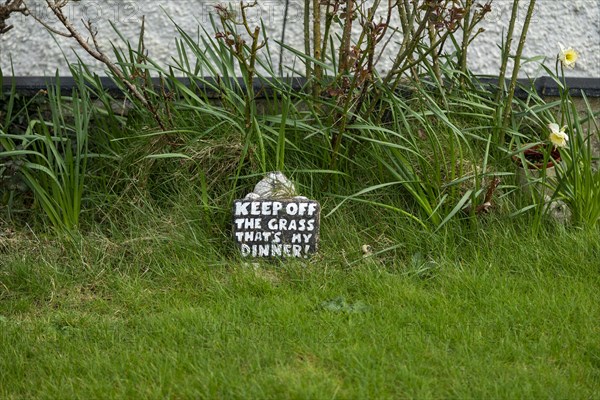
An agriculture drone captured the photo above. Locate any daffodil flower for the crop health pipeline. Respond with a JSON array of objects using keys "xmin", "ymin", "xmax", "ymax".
[
  {"xmin": 558, "ymin": 44, "xmax": 579, "ymax": 69},
  {"xmin": 548, "ymin": 123, "xmax": 569, "ymax": 148}
]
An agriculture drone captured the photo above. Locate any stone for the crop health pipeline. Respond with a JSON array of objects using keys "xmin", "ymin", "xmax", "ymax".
[
  {"xmin": 233, "ymin": 172, "xmax": 320, "ymax": 258},
  {"xmin": 543, "ymin": 195, "xmax": 572, "ymax": 225},
  {"xmin": 245, "ymin": 171, "xmax": 298, "ymax": 199}
]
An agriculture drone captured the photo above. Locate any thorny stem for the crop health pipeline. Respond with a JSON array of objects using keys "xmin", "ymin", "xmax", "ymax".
[
  {"xmin": 215, "ymin": 1, "xmax": 265, "ymax": 130},
  {"xmin": 312, "ymin": 0, "xmax": 322, "ymax": 97},
  {"xmin": 369, "ymin": 26, "xmax": 453, "ymax": 122},
  {"xmin": 338, "ymin": 0, "xmax": 354, "ymax": 74},
  {"xmin": 428, "ymin": 20, "xmax": 442, "ymax": 86},
  {"xmin": 327, "ymin": 0, "xmax": 384, "ymax": 179},
  {"xmin": 238, "ymin": 1, "xmax": 265, "ymax": 129},
  {"xmin": 383, "ymin": 3, "xmax": 433, "ymax": 87},
  {"xmin": 494, "ymin": 0, "xmax": 519, "ymax": 133},
  {"xmin": 320, "ymin": 0, "xmax": 333, "ymax": 71},
  {"xmin": 373, "ymin": 0, "xmax": 396, "ymax": 65},
  {"xmin": 500, "ymin": 0, "xmax": 536, "ymax": 144},
  {"xmin": 459, "ymin": 0, "xmax": 473, "ymax": 86}
]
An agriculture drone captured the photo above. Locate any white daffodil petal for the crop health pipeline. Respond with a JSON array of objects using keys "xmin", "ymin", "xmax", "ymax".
[{"xmin": 558, "ymin": 46, "xmax": 579, "ymax": 69}]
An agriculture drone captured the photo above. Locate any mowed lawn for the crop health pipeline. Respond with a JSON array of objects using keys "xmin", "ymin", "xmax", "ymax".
[{"xmin": 1, "ymin": 216, "xmax": 599, "ymax": 399}]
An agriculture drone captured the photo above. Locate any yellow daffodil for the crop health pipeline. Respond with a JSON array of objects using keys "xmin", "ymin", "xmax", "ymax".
[
  {"xmin": 548, "ymin": 123, "xmax": 569, "ymax": 148},
  {"xmin": 558, "ymin": 44, "xmax": 579, "ymax": 69}
]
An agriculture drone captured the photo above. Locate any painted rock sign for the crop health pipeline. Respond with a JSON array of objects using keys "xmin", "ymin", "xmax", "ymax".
[
  {"xmin": 232, "ymin": 199, "xmax": 320, "ymax": 258},
  {"xmin": 232, "ymin": 172, "xmax": 321, "ymax": 258}
]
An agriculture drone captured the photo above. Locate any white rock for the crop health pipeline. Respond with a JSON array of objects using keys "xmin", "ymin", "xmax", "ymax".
[
  {"xmin": 543, "ymin": 195, "xmax": 572, "ymax": 224},
  {"xmin": 247, "ymin": 171, "xmax": 297, "ymax": 199}
]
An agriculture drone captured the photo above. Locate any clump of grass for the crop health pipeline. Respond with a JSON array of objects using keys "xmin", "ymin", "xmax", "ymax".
[{"xmin": 1, "ymin": 70, "xmax": 93, "ymax": 233}]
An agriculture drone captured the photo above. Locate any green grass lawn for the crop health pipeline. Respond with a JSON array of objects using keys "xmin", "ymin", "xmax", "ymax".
[{"xmin": 1, "ymin": 209, "xmax": 599, "ymax": 399}]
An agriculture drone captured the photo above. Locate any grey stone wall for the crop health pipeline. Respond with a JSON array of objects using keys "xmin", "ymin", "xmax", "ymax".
[{"xmin": 0, "ymin": 0, "xmax": 598, "ymax": 78}]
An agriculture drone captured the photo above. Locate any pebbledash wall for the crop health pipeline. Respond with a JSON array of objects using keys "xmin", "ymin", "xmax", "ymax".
[{"xmin": 0, "ymin": 0, "xmax": 598, "ymax": 78}]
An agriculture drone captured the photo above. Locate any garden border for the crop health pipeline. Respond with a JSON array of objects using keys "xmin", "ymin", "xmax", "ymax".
[{"xmin": 2, "ymin": 76, "xmax": 599, "ymax": 99}]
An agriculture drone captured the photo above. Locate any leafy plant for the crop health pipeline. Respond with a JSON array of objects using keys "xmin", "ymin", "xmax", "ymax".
[
  {"xmin": 553, "ymin": 91, "xmax": 600, "ymax": 227},
  {"xmin": 0, "ymin": 71, "xmax": 92, "ymax": 232}
]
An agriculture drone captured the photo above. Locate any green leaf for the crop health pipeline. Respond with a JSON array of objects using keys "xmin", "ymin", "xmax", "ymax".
[{"xmin": 144, "ymin": 153, "xmax": 193, "ymax": 160}]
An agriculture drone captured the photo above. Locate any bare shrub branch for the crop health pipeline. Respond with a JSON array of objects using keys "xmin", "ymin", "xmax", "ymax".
[
  {"xmin": 0, "ymin": 0, "xmax": 28, "ymax": 35},
  {"xmin": 41, "ymin": 0, "xmax": 166, "ymax": 130}
]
